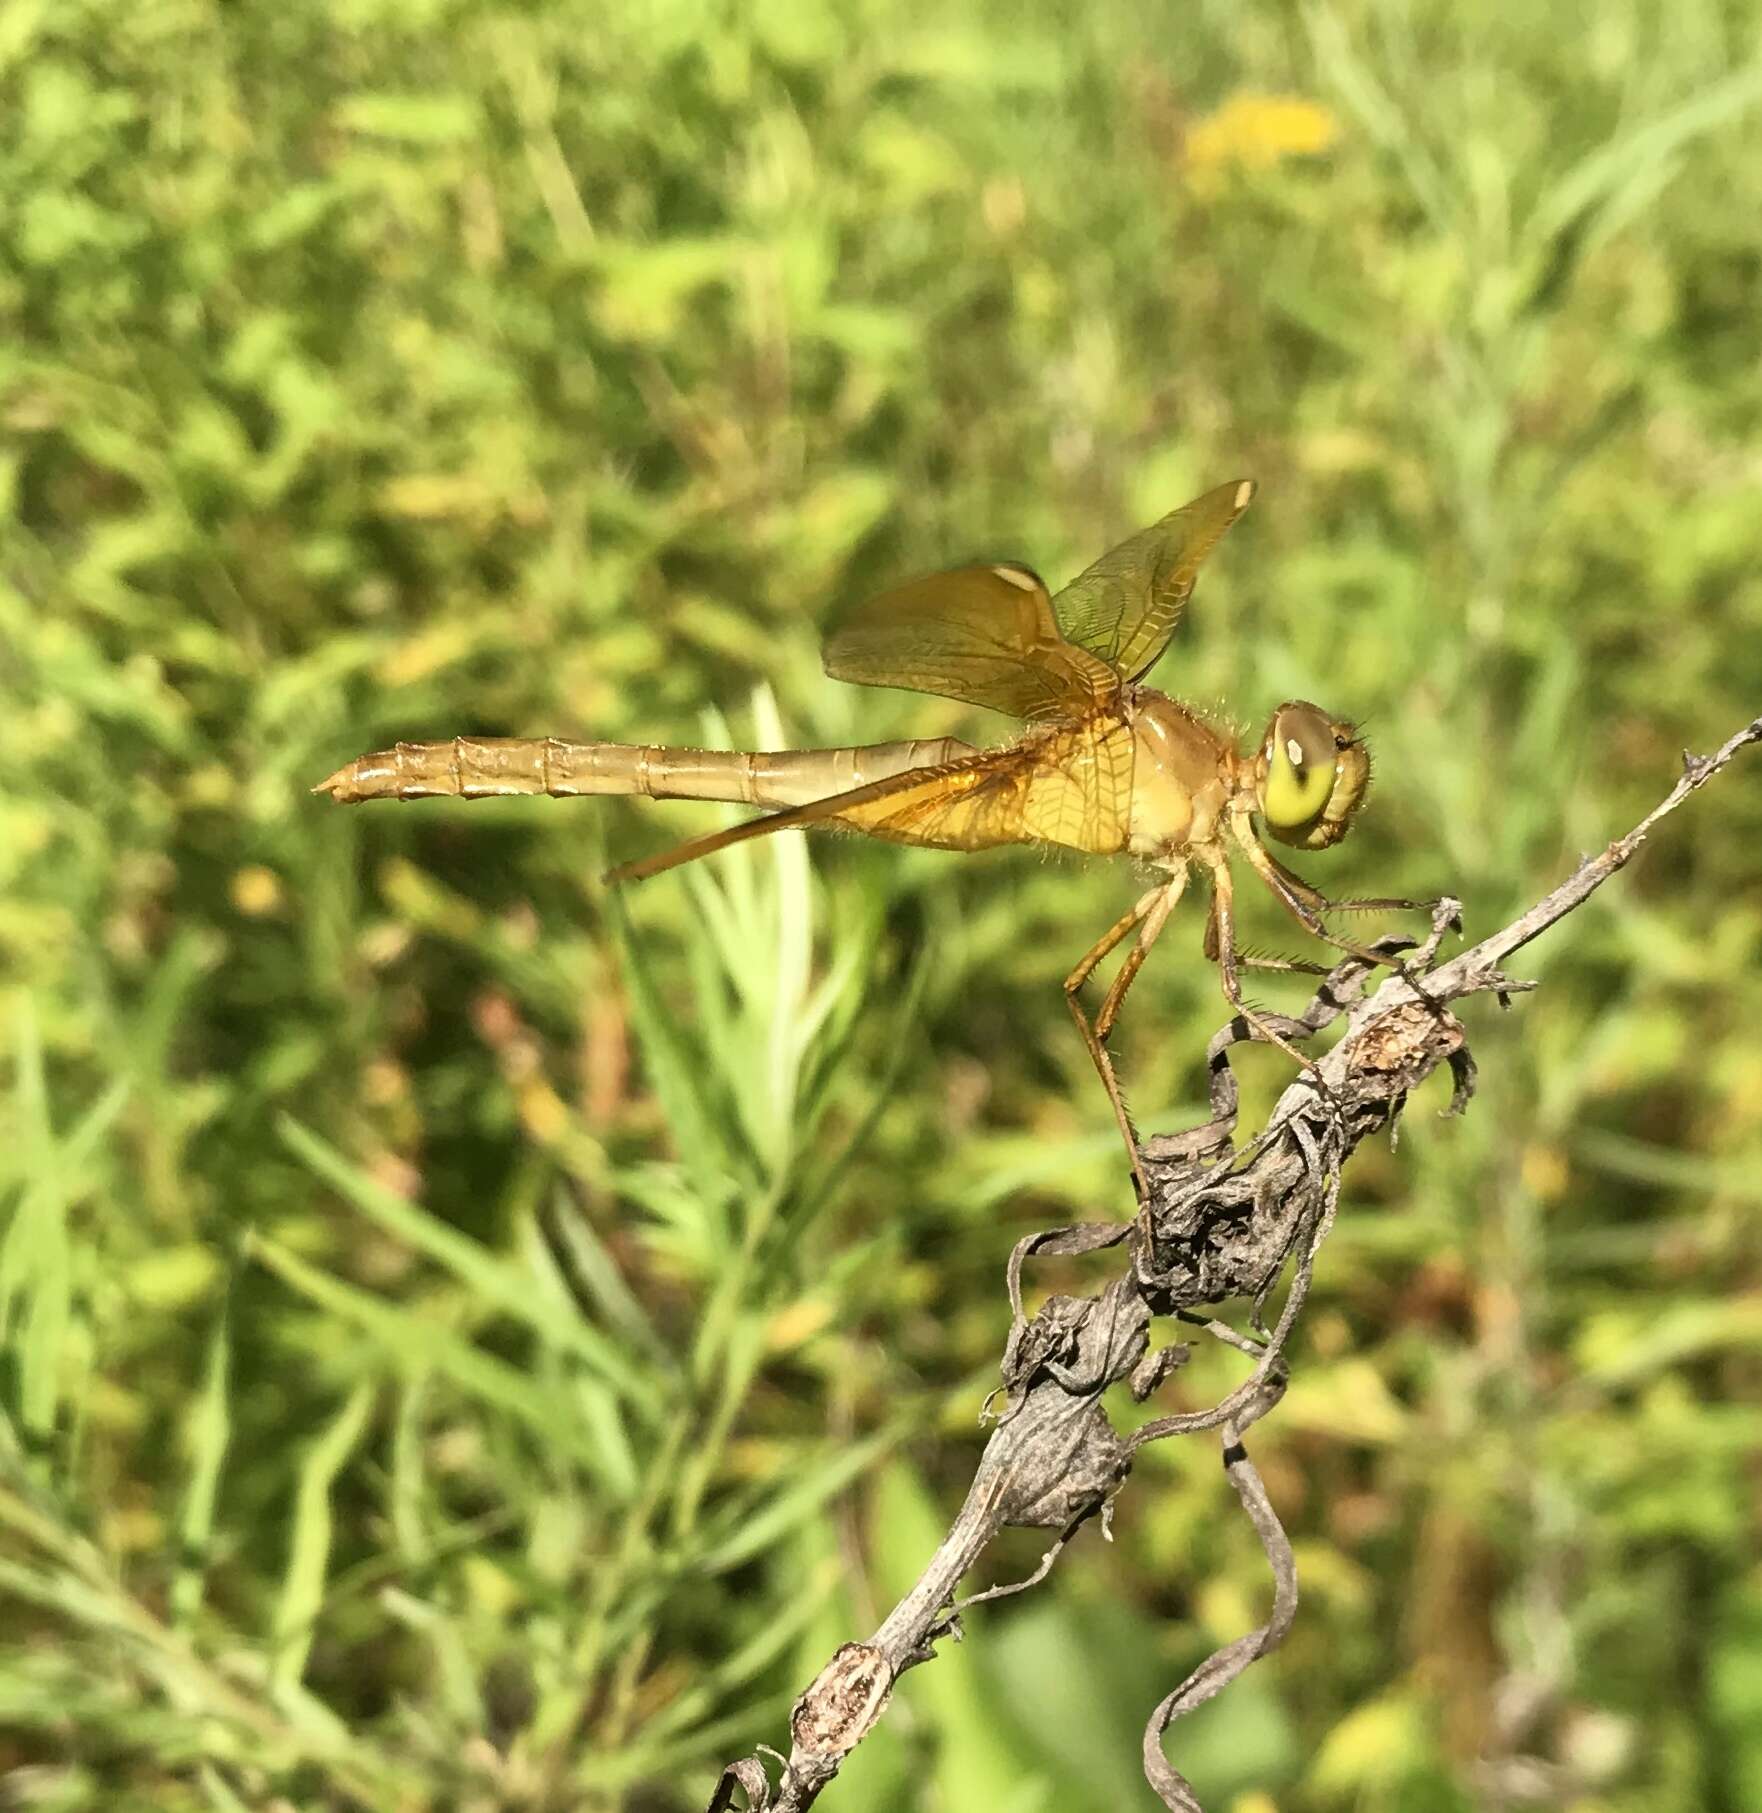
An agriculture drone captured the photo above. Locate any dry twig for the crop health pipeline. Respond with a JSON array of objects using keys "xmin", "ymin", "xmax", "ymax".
[{"xmin": 703, "ymin": 714, "xmax": 1762, "ymax": 1813}]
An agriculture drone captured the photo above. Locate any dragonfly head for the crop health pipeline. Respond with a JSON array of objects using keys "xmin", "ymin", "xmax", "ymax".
[{"xmin": 1254, "ymin": 701, "xmax": 1371, "ymax": 850}]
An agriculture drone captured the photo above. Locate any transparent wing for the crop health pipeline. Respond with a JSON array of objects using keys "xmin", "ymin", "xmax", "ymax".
[
  {"xmin": 823, "ymin": 561, "xmax": 1120, "ymax": 721},
  {"xmin": 606, "ymin": 715, "xmax": 1134, "ymax": 884},
  {"xmin": 1052, "ymin": 478, "xmax": 1256, "ymax": 681},
  {"xmin": 834, "ymin": 714, "xmax": 1133, "ymax": 854}
]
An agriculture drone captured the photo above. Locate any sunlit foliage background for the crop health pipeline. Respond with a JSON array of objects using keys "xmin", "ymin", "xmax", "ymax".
[{"xmin": 4, "ymin": 1, "xmax": 1761, "ymax": 1808}]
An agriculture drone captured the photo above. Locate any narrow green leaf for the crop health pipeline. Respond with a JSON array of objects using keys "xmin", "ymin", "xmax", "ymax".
[
  {"xmin": 378, "ymin": 1587, "xmax": 485, "ymax": 1726},
  {"xmin": 571, "ymin": 1373, "xmax": 639, "ymax": 1502},
  {"xmin": 251, "ymin": 1237, "xmax": 629, "ymax": 1490},
  {"xmin": 700, "ymin": 1426, "xmax": 901, "ymax": 1575},
  {"xmin": 643, "ymin": 1564, "xmax": 840, "ymax": 1739},
  {"xmin": 605, "ymin": 891, "xmax": 731, "ymax": 1202},
  {"xmin": 197, "ymin": 1764, "xmax": 251, "ymax": 1812},
  {"xmin": 172, "ymin": 1303, "xmax": 232, "ymax": 1627},
  {"xmin": 388, "ymin": 1374, "xmax": 429, "ymax": 1563},
  {"xmin": 278, "ymin": 1116, "xmax": 660, "ymax": 1415},
  {"xmin": 16, "ymin": 1200, "xmax": 70, "ymax": 1439},
  {"xmin": 272, "ymin": 1382, "xmax": 374, "ymax": 1693},
  {"xmin": 787, "ymin": 947, "xmax": 931, "ymax": 1237},
  {"xmin": 333, "ymin": 92, "xmax": 480, "ymax": 144},
  {"xmin": 1529, "ymin": 64, "xmax": 1762, "ymax": 250},
  {"xmin": 535, "ymin": 1187, "xmax": 671, "ymax": 1369}
]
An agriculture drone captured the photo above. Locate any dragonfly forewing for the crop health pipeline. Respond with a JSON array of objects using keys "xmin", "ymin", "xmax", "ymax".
[{"xmin": 1052, "ymin": 477, "xmax": 1255, "ymax": 681}]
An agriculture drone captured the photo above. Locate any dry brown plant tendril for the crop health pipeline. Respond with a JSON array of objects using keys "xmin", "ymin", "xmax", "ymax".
[{"xmin": 703, "ymin": 715, "xmax": 1762, "ymax": 1813}]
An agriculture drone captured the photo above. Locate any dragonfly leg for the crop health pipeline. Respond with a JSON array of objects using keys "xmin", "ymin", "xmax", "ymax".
[
  {"xmin": 1199, "ymin": 848, "xmax": 1321, "ymax": 1070},
  {"xmin": 1064, "ymin": 875, "xmax": 1183, "ymax": 1199},
  {"xmin": 1229, "ymin": 809, "xmax": 1422, "ymax": 973},
  {"xmin": 1262, "ymin": 847, "xmax": 1431, "ymax": 918},
  {"xmin": 1067, "ymin": 885, "xmax": 1163, "ymax": 997},
  {"xmin": 1202, "ymin": 894, "xmax": 1332, "ymax": 978},
  {"xmin": 1237, "ymin": 951, "xmax": 1334, "ymax": 978},
  {"xmin": 1094, "ymin": 868, "xmax": 1186, "ymax": 1044}
]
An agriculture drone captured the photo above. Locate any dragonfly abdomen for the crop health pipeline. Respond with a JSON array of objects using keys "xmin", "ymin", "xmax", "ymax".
[{"xmin": 313, "ymin": 736, "xmax": 977, "ymax": 807}]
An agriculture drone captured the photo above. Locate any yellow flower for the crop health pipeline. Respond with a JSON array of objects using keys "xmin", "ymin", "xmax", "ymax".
[
  {"xmin": 1185, "ymin": 91, "xmax": 1340, "ymax": 176},
  {"xmin": 229, "ymin": 864, "xmax": 283, "ymax": 916}
]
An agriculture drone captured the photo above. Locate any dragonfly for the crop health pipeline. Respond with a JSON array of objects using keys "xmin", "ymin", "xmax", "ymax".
[{"xmin": 317, "ymin": 479, "xmax": 1420, "ymax": 1195}]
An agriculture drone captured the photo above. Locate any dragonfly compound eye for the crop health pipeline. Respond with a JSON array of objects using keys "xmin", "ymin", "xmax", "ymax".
[{"xmin": 1258, "ymin": 701, "xmax": 1371, "ymax": 850}]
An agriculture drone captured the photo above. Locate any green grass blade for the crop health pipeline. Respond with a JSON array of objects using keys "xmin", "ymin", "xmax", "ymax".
[
  {"xmin": 698, "ymin": 1424, "xmax": 902, "ymax": 1576},
  {"xmin": 1528, "ymin": 64, "xmax": 1762, "ymax": 252},
  {"xmin": 251, "ymin": 1236, "xmax": 634, "ymax": 1492},
  {"xmin": 271, "ymin": 1381, "xmax": 374, "ymax": 1695},
  {"xmin": 278, "ymin": 1115, "xmax": 661, "ymax": 1416},
  {"xmin": 604, "ymin": 890, "xmax": 733, "ymax": 1210},
  {"xmin": 172, "ymin": 1302, "xmax": 233, "ymax": 1627},
  {"xmin": 536, "ymin": 1185, "xmax": 673, "ymax": 1370}
]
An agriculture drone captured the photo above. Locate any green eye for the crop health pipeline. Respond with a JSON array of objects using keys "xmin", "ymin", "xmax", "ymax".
[
  {"xmin": 1262, "ymin": 720, "xmax": 1334, "ymax": 830},
  {"xmin": 1255, "ymin": 701, "xmax": 1369, "ymax": 850}
]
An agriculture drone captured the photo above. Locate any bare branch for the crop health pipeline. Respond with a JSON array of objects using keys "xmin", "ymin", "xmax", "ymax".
[
  {"xmin": 699, "ymin": 713, "xmax": 1761, "ymax": 1813},
  {"xmin": 1460, "ymin": 713, "xmax": 1762, "ymax": 971}
]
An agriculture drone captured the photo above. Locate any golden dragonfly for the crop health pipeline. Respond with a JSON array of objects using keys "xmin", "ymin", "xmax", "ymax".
[{"xmin": 318, "ymin": 479, "xmax": 1419, "ymax": 1195}]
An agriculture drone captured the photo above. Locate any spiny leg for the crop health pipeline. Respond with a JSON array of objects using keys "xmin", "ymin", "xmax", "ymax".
[
  {"xmin": 1202, "ymin": 896, "xmax": 1332, "ymax": 980},
  {"xmin": 1065, "ymin": 884, "xmax": 1161, "ymax": 1198},
  {"xmin": 1261, "ymin": 846, "xmax": 1432, "ymax": 919},
  {"xmin": 1064, "ymin": 873, "xmax": 1184, "ymax": 1199},
  {"xmin": 1095, "ymin": 868, "xmax": 1186, "ymax": 1044},
  {"xmin": 1067, "ymin": 885, "xmax": 1162, "ymax": 998},
  {"xmin": 1228, "ymin": 811, "xmax": 1449, "ymax": 1030},
  {"xmin": 1198, "ymin": 848, "xmax": 1322, "ymax": 1071},
  {"xmin": 1228, "ymin": 808, "xmax": 1422, "ymax": 973},
  {"xmin": 1236, "ymin": 951, "xmax": 1334, "ymax": 979}
]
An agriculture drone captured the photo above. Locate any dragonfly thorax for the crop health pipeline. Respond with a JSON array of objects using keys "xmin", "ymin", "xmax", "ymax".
[{"xmin": 1125, "ymin": 690, "xmax": 1238, "ymax": 858}]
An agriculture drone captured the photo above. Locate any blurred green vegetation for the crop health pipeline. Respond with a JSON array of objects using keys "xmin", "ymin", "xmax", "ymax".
[{"xmin": 3, "ymin": 0, "xmax": 1761, "ymax": 1808}]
